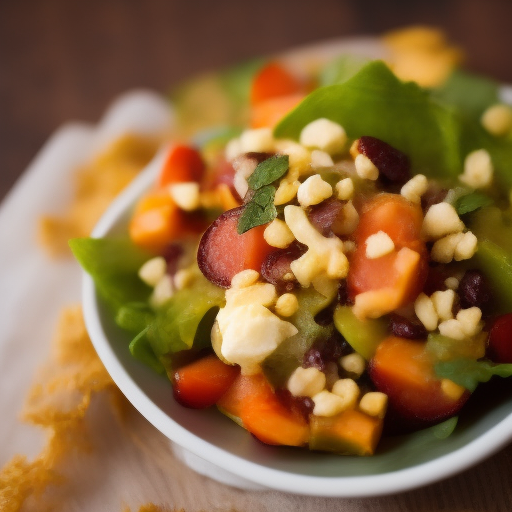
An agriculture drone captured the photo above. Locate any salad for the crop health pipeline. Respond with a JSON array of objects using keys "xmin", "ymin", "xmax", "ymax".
[{"xmin": 72, "ymin": 50, "xmax": 512, "ymax": 456}]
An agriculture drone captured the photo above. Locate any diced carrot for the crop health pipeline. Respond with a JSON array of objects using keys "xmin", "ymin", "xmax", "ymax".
[
  {"xmin": 158, "ymin": 144, "xmax": 205, "ymax": 188},
  {"xmin": 347, "ymin": 194, "xmax": 428, "ymax": 316},
  {"xmin": 251, "ymin": 93, "xmax": 305, "ymax": 128},
  {"xmin": 172, "ymin": 354, "xmax": 240, "ymax": 409},
  {"xmin": 129, "ymin": 189, "xmax": 206, "ymax": 252},
  {"xmin": 217, "ymin": 373, "xmax": 309, "ymax": 447},
  {"xmin": 369, "ymin": 336, "xmax": 469, "ymax": 427},
  {"xmin": 217, "ymin": 183, "xmax": 242, "ymax": 211},
  {"xmin": 197, "ymin": 206, "xmax": 275, "ymax": 287},
  {"xmin": 250, "ymin": 62, "xmax": 303, "ymax": 106},
  {"xmin": 309, "ymin": 410, "xmax": 383, "ymax": 456}
]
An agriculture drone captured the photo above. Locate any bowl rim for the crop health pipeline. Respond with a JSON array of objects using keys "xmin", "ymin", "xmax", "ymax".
[{"xmin": 83, "ymin": 147, "xmax": 512, "ymax": 497}]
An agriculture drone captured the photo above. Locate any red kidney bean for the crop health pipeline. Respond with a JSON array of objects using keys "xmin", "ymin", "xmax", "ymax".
[
  {"xmin": 459, "ymin": 270, "xmax": 492, "ymax": 311},
  {"xmin": 389, "ymin": 314, "xmax": 427, "ymax": 339},
  {"xmin": 358, "ymin": 136, "xmax": 410, "ymax": 186}
]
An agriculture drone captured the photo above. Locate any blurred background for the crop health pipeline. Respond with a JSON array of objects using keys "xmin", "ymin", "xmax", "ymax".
[{"xmin": 2, "ymin": 0, "xmax": 512, "ymax": 201}]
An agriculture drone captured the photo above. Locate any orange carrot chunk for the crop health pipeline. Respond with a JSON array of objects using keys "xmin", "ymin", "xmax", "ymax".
[
  {"xmin": 250, "ymin": 62, "xmax": 303, "ymax": 106},
  {"xmin": 173, "ymin": 354, "xmax": 240, "ymax": 409},
  {"xmin": 217, "ymin": 373, "xmax": 309, "ymax": 447},
  {"xmin": 158, "ymin": 144, "xmax": 205, "ymax": 188}
]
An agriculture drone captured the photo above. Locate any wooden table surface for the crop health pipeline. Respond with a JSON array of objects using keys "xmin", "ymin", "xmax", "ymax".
[
  {"xmin": 2, "ymin": 0, "xmax": 512, "ymax": 201},
  {"xmin": 2, "ymin": 2, "xmax": 512, "ymax": 511}
]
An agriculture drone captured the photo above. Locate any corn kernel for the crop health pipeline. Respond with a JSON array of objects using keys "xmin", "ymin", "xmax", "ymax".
[
  {"xmin": 263, "ymin": 219, "xmax": 295, "ymax": 249},
  {"xmin": 299, "ymin": 118, "xmax": 347, "ymax": 155},
  {"xmin": 456, "ymin": 307, "xmax": 482, "ymax": 337},
  {"xmin": 274, "ymin": 179, "xmax": 300, "ymax": 205},
  {"xmin": 230, "ymin": 269, "xmax": 260, "ymax": 289},
  {"xmin": 454, "ymin": 231, "xmax": 478, "ymax": 261},
  {"xmin": 422, "ymin": 202, "xmax": 464, "ymax": 240},
  {"xmin": 150, "ymin": 274, "xmax": 174, "ymax": 308},
  {"xmin": 275, "ymin": 139, "xmax": 311, "ymax": 175},
  {"xmin": 355, "ymin": 154, "xmax": 379, "ymax": 180},
  {"xmin": 414, "ymin": 293, "xmax": 438, "ymax": 331},
  {"xmin": 459, "ymin": 149, "xmax": 493, "ymax": 189},
  {"xmin": 335, "ymin": 177, "xmax": 354, "ymax": 200},
  {"xmin": 431, "ymin": 232, "xmax": 465, "ymax": 263},
  {"xmin": 481, "ymin": 104, "xmax": 512, "ymax": 137},
  {"xmin": 401, "ymin": 174, "xmax": 428, "ymax": 204},
  {"xmin": 444, "ymin": 277, "xmax": 459, "ymax": 290},
  {"xmin": 287, "ymin": 366, "xmax": 326, "ymax": 397},
  {"xmin": 331, "ymin": 378, "xmax": 360, "ymax": 410},
  {"xmin": 297, "ymin": 174, "xmax": 333, "ymax": 207},
  {"xmin": 310, "ymin": 149, "xmax": 334, "ymax": 168},
  {"xmin": 169, "ymin": 182, "xmax": 201, "ymax": 211},
  {"xmin": 138, "ymin": 257, "xmax": 167, "ymax": 287},
  {"xmin": 275, "ymin": 293, "xmax": 299, "ymax": 317},
  {"xmin": 332, "ymin": 200, "xmax": 359, "ymax": 236},
  {"xmin": 240, "ymin": 128, "xmax": 274, "ymax": 153},
  {"xmin": 339, "ymin": 353, "xmax": 366, "ymax": 377},
  {"xmin": 438, "ymin": 318, "xmax": 466, "ymax": 340},
  {"xmin": 359, "ymin": 392, "xmax": 388, "ymax": 418},
  {"xmin": 431, "ymin": 289, "xmax": 455, "ymax": 321},
  {"xmin": 312, "ymin": 390, "xmax": 348, "ymax": 417}
]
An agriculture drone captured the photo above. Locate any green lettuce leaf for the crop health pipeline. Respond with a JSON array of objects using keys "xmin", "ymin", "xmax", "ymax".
[
  {"xmin": 319, "ymin": 54, "xmax": 371, "ymax": 87},
  {"xmin": 435, "ymin": 358, "xmax": 512, "ymax": 392},
  {"xmin": 129, "ymin": 328, "xmax": 165, "ymax": 374},
  {"xmin": 70, "ymin": 237, "xmax": 152, "ymax": 312},
  {"xmin": 275, "ymin": 60, "xmax": 462, "ymax": 180}
]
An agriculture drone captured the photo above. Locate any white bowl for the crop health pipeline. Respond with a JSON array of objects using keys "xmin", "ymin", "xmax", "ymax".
[
  {"xmin": 81, "ymin": 38, "xmax": 512, "ymax": 497},
  {"xmin": 82, "ymin": 150, "xmax": 512, "ymax": 498}
]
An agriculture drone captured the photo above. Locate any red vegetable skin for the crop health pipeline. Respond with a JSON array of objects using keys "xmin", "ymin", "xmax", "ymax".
[
  {"xmin": 158, "ymin": 144, "xmax": 205, "ymax": 188},
  {"xmin": 197, "ymin": 206, "xmax": 275, "ymax": 288},
  {"xmin": 250, "ymin": 62, "xmax": 303, "ymax": 106},
  {"xmin": 369, "ymin": 336, "xmax": 469, "ymax": 430},
  {"xmin": 173, "ymin": 354, "xmax": 240, "ymax": 409},
  {"xmin": 217, "ymin": 372, "xmax": 309, "ymax": 446},
  {"xmin": 488, "ymin": 313, "xmax": 512, "ymax": 363}
]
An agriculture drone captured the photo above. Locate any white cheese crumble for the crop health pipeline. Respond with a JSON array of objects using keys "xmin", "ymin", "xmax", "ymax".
[
  {"xmin": 169, "ymin": 182, "xmax": 201, "ymax": 211},
  {"xmin": 401, "ymin": 174, "xmax": 428, "ymax": 204},
  {"xmin": 287, "ymin": 366, "xmax": 326, "ymax": 397},
  {"xmin": 422, "ymin": 202, "xmax": 464, "ymax": 240},
  {"xmin": 365, "ymin": 231, "xmax": 395, "ymax": 259},
  {"xmin": 481, "ymin": 104, "xmax": 512, "ymax": 137},
  {"xmin": 263, "ymin": 219, "xmax": 295, "ymax": 248},
  {"xmin": 355, "ymin": 154, "xmax": 379, "ymax": 180},
  {"xmin": 138, "ymin": 257, "xmax": 167, "ymax": 287},
  {"xmin": 297, "ymin": 174, "xmax": 333, "ymax": 207},
  {"xmin": 459, "ymin": 149, "xmax": 493, "ymax": 189},
  {"xmin": 299, "ymin": 118, "xmax": 347, "ymax": 155},
  {"xmin": 335, "ymin": 177, "xmax": 354, "ymax": 200}
]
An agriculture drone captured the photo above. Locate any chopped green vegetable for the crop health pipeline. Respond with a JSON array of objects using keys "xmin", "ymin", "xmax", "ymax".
[
  {"xmin": 237, "ymin": 185, "xmax": 277, "ymax": 234},
  {"xmin": 69, "ymin": 237, "xmax": 152, "ymax": 312},
  {"xmin": 333, "ymin": 305, "xmax": 388, "ymax": 360},
  {"xmin": 129, "ymin": 328, "xmax": 165, "ymax": 374},
  {"xmin": 455, "ymin": 191, "xmax": 494, "ymax": 215},
  {"xmin": 116, "ymin": 302, "xmax": 155, "ymax": 333},
  {"xmin": 435, "ymin": 358, "xmax": 512, "ymax": 392},
  {"xmin": 147, "ymin": 274, "xmax": 225, "ymax": 357},
  {"xmin": 247, "ymin": 154, "xmax": 289, "ymax": 190}
]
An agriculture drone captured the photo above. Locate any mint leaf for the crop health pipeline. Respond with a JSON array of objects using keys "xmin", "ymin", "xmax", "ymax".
[
  {"xmin": 435, "ymin": 358, "xmax": 512, "ymax": 392},
  {"xmin": 237, "ymin": 185, "xmax": 277, "ymax": 234},
  {"xmin": 247, "ymin": 154, "xmax": 289, "ymax": 190},
  {"xmin": 456, "ymin": 191, "xmax": 494, "ymax": 215}
]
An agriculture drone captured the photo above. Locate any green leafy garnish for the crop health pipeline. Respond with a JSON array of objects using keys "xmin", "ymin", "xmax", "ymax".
[
  {"xmin": 455, "ymin": 191, "xmax": 494, "ymax": 215},
  {"xmin": 237, "ymin": 155, "xmax": 289, "ymax": 234},
  {"xmin": 247, "ymin": 154, "xmax": 289, "ymax": 190},
  {"xmin": 237, "ymin": 185, "xmax": 278, "ymax": 234},
  {"xmin": 319, "ymin": 54, "xmax": 371, "ymax": 87},
  {"xmin": 116, "ymin": 302, "xmax": 155, "ymax": 333},
  {"xmin": 435, "ymin": 358, "xmax": 512, "ymax": 392}
]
